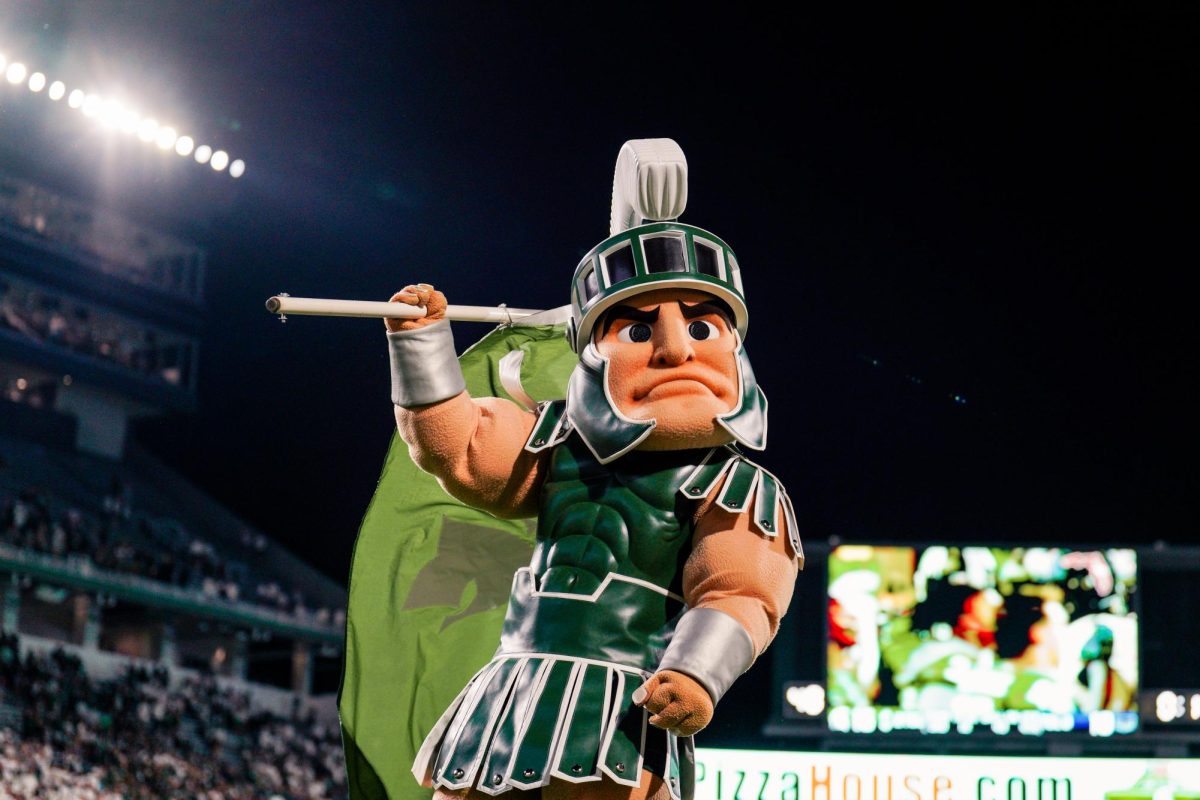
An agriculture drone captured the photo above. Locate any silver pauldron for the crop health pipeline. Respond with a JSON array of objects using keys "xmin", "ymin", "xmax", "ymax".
[
  {"xmin": 388, "ymin": 321, "xmax": 467, "ymax": 407},
  {"xmin": 656, "ymin": 607, "xmax": 755, "ymax": 705}
]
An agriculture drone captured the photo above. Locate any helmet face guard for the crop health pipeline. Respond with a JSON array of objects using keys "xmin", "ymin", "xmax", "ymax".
[
  {"xmin": 564, "ymin": 335, "xmax": 768, "ymax": 464},
  {"xmin": 568, "ymin": 222, "xmax": 749, "ymax": 354}
]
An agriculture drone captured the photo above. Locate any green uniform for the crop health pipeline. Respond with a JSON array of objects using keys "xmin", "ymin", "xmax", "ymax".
[{"xmin": 413, "ymin": 400, "xmax": 797, "ymax": 800}]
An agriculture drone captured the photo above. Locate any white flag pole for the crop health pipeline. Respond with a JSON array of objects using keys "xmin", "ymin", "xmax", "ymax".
[{"xmin": 265, "ymin": 295, "xmax": 544, "ymax": 324}]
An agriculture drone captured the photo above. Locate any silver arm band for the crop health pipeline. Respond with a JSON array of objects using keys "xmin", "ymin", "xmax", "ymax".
[
  {"xmin": 657, "ymin": 607, "xmax": 755, "ymax": 705},
  {"xmin": 387, "ymin": 321, "xmax": 467, "ymax": 407}
]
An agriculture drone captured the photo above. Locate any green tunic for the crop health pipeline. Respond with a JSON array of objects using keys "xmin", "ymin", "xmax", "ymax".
[{"xmin": 413, "ymin": 401, "xmax": 798, "ymax": 800}]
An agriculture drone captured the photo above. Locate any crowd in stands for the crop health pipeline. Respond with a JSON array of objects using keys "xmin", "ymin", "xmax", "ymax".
[
  {"xmin": 1, "ymin": 173, "xmax": 204, "ymax": 302},
  {"xmin": 0, "ymin": 476, "xmax": 344, "ymax": 629},
  {"xmin": 0, "ymin": 632, "xmax": 346, "ymax": 798},
  {"xmin": 0, "ymin": 275, "xmax": 191, "ymax": 387}
]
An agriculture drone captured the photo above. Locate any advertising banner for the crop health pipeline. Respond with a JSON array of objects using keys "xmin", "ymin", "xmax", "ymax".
[{"xmin": 695, "ymin": 748, "xmax": 1200, "ymax": 800}]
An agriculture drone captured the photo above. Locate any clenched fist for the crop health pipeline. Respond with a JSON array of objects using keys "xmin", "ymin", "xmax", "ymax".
[
  {"xmin": 385, "ymin": 283, "xmax": 449, "ymax": 333},
  {"xmin": 632, "ymin": 669, "xmax": 714, "ymax": 737}
]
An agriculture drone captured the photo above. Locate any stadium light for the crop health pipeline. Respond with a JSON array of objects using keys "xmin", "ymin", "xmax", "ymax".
[
  {"xmin": 118, "ymin": 107, "xmax": 140, "ymax": 134},
  {"xmin": 156, "ymin": 126, "xmax": 178, "ymax": 150},
  {"xmin": 98, "ymin": 99, "xmax": 123, "ymax": 128},
  {"xmin": 1, "ymin": 45, "xmax": 246, "ymax": 178},
  {"xmin": 137, "ymin": 118, "xmax": 158, "ymax": 143}
]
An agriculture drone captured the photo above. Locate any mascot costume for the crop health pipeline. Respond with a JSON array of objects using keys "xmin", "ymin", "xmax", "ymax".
[{"xmin": 380, "ymin": 139, "xmax": 802, "ymax": 800}]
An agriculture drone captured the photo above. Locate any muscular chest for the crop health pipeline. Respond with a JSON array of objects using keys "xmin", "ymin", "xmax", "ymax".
[{"xmin": 530, "ymin": 438, "xmax": 709, "ymax": 595}]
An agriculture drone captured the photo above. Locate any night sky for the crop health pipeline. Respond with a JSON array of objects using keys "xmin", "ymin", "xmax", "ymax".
[{"xmin": 1, "ymin": 4, "xmax": 1194, "ymax": 586}]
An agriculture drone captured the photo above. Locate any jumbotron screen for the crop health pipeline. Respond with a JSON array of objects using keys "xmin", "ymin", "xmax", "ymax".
[{"xmin": 826, "ymin": 545, "xmax": 1139, "ymax": 737}]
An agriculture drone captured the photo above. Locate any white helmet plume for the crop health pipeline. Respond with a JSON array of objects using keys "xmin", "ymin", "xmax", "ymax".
[{"xmin": 609, "ymin": 138, "xmax": 689, "ymax": 236}]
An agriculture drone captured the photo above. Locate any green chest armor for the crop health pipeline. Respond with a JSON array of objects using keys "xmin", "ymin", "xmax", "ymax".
[
  {"xmin": 498, "ymin": 426, "xmax": 707, "ymax": 672},
  {"xmin": 533, "ymin": 434, "xmax": 702, "ymax": 596},
  {"xmin": 494, "ymin": 398, "xmax": 801, "ymax": 672}
]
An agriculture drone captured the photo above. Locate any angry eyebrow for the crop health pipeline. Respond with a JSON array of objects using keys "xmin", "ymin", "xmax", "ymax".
[
  {"xmin": 600, "ymin": 305, "xmax": 660, "ymax": 337},
  {"xmin": 679, "ymin": 301, "xmax": 733, "ymax": 324}
]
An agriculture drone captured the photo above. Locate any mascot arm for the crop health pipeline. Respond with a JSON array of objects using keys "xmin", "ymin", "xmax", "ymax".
[
  {"xmin": 635, "ymin": 485, "xmax": 798, "ymax": 736},
  {"xmin": 394, "ymin": 392, "xmax": 545, "ymax": 519},
  {"xmin": 684, "ymin": 499, "xmax": 798, "ymax": 657},
  {"xmin": 385, "ymin": 286, "xmax": 546, "ymax": 518}
]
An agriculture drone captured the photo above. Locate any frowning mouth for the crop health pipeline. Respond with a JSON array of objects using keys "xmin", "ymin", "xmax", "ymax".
[{"xmin": 634, "ymin": 378, "xmax": 719, "ymax": 402}]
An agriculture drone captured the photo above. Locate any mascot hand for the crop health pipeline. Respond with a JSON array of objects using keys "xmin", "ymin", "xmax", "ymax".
[
  {"xmin": 632, "ymin": 669, "xmax": 714, "ymax": 737},
  {"xmin": 385, "ymin": 283, "xmax": 448, "ymax": 333}
]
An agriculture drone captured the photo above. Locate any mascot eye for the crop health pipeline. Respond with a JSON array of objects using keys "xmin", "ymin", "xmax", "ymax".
[
  {"xmin": 687, "ymin": 320, "xmax": 720, "ymax": 341},
  {"xmin": 617, "ymin": 322, "xmax": 653, "ymax": 343}
]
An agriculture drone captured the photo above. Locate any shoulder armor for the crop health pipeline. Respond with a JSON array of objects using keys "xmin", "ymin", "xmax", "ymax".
[
  {"xmin": 524, "ymin": 399, "xmax": 571, "ymax": 454},
  {"xmin": 678, "ymin": 449, "xmax": 804, "ymax": 567}
]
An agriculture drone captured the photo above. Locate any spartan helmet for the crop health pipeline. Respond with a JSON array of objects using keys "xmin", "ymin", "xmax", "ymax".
[{"xmin": 563, "ymin": 139, "xmax": 769, "ymax": 463}]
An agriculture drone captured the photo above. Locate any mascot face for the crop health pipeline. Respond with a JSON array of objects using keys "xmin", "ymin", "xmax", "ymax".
[{"xmin": 594, "ymin": 288, "xmax": 739, "ymax": 450}]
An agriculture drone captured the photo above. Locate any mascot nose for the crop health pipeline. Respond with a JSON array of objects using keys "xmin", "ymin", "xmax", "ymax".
[{"xmin": 652, "ymin": 318, "xmax": 694, "ymax": 367}]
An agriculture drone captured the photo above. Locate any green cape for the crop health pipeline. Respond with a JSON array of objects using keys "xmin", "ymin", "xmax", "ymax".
[{"xmin": 339, "ymin": 321, "xmax": 576, "ymax": 799}]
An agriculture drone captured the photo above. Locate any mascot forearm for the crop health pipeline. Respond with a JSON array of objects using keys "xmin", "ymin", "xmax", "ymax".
[{"xmin": 388, "ymin": 140, "xmax": 803, "ymax": 800}]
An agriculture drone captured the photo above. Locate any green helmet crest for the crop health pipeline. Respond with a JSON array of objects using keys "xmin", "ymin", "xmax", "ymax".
[{"xmin": 567, "ymin": 222, "xmax": 749, "ymax": 354}]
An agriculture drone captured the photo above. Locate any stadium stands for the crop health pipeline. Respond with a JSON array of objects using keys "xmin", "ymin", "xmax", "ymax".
[
  {"xmin": 0, "ymin": 169, "xmax": 350, "ymax": 794},
  {"xmin": 0, "ymin": 432, "xmax": 346, "ymax": 629},
  {"xmin": 0, "ymin": 631, "xmax": 346, "ymax": 799},
  {"xmin": 1, "ymin": 274, "xmax": 196, "ymax": 388}
]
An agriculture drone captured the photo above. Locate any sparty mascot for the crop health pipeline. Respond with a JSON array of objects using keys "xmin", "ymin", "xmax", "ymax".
[{"xmin": 384, "ymin": 139, "xmax": 803, "ymax": 800}]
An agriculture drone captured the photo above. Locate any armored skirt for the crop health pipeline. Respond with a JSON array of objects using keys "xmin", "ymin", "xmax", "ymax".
[{"xmin": 412, "ymin": 568, "xmax": 691, "ymax": 800}]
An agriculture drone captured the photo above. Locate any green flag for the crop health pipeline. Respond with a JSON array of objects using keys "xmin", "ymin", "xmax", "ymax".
[{"xmin": 339, "ymin": 317, "xmax": 577, "ymax": 800}]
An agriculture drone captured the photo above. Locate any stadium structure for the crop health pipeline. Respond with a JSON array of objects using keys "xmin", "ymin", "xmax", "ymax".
[
  {"xmin": 1, "ymin": 19, "xmax": 1196, "ymax": 799},
  {"xmin": 1, "ymin": 173, "xmax": 347, "ymax": 798}
]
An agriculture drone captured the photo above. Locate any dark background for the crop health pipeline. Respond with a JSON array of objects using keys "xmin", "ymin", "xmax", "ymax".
[{"xmin": 1, "ymin": 3, "xmax": 1193, "ymax": 588}]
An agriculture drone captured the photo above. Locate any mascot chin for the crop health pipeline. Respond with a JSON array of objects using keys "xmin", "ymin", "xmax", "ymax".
[{"xmin": 384, "ymin": 139, "xmax": 802, "ymax": 800}]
